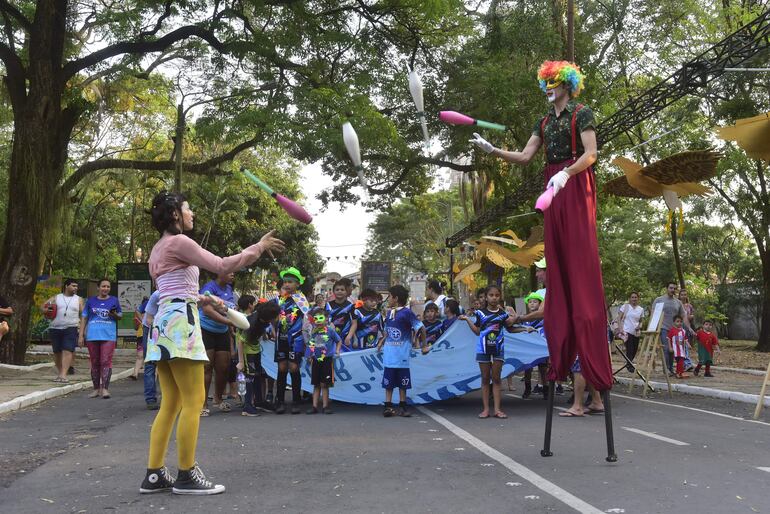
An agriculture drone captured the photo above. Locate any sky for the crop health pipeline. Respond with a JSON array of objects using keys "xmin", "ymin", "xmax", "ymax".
[{"xmin": 299, "ymin": 161, "xmax": 373, "ymax": 276}]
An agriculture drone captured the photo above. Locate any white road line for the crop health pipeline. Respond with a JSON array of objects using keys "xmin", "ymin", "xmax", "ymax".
[
  {"xmin": 620, "ymin": 426, "xmax": 689, "ymax": 446},
  {"xmin": 417, "ymin": 406, "xmax": 605, "ymax": 514},
  {"xmin": 756, "ymin": 467, "xmax": 770, "ymax": 473},
  {"xmin": 612, "ymin": 392, "xmax": 770, "ymax": 427}
]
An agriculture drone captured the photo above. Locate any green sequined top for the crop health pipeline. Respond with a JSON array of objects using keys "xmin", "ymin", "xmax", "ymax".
[{"xmin": 531, "ymin": 101, "xmax": 596, "ymax": 164}]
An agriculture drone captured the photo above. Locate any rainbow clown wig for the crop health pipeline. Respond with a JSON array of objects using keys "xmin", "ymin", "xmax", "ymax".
[{"xmin": 537, "ymin": 61, "xmax": 585, "ymax": 97}]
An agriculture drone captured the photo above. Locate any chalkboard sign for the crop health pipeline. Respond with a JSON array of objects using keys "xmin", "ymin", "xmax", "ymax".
[
  {"xmin": 116, "ymin": 263, "xmax": 152, "ymax": 338},
  {"xmin": 361, "ymin": 261, "xmax": 392, "ymax": 293}
]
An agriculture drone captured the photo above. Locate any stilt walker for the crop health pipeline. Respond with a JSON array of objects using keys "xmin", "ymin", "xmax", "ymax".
[{"xmin": 470, "ymin": 61, "xmax": 616, "ymax": 461}]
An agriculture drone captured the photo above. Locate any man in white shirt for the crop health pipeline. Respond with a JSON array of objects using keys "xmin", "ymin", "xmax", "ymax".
[{"xmin": 42, "ymin": 279, "xmax": 83, "ymax": 382}]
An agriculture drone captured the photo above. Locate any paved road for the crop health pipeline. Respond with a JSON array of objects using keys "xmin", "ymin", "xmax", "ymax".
[{"xmin": 1, "ymin": 380, "xmax": 769, "ymax": 513}]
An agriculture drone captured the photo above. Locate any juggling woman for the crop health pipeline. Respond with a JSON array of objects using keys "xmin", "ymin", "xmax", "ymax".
[{"xmin": 139, "ymin": 191, "xmax": 284, "ymax": 495}]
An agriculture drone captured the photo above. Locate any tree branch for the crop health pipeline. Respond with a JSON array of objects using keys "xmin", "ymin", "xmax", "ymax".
[
  {"xmin": 0, "ymin": 40, "xmax": 25, "ymax": 104},
  {"xmin": 63, "ymin": 25, "xmax": 228, "ymax": 80},
  {"xmin": 60, "ymin": 135, "xmax": 263, "ymax": 193},
  {"xmin": 0, "ymin": 0, "xmax": 32, "ymax": 32}
]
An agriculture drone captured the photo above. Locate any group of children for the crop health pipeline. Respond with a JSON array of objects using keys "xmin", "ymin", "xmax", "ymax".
[
  {"xmin": 666, "ymin": 316, "xmax": 721, "ymax": 379},
  {"xmin": 222, "ymin": 266, "xmax": 556, "ymax": 420}
]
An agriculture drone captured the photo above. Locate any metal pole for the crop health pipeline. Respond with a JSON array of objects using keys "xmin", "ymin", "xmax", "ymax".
[
  {"xmin": 448, "ymin": 245, "xmax": 455, "ymax": 296},
  {"xmin": 541, "ymin": 380, "xmax": 556, "ymax": 457},
  {"xmin": 602, "ymin": 390, "xmax": 618, "ymax": 462}
]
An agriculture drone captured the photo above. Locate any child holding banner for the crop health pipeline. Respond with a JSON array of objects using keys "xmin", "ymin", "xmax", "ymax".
[
  {"xmin": 350, "ymin": 289, "xmax": 384, "ymax": 349},
  {"xmin": 442, "ymin": 299, "xmax": 461, "ymax": 332},
  {"xmin": 377, "ymin": 285, "xmax": 427, "ymax": 418},
  {"xmin": 304, "ymin": 307, "xmax": 342, "ymax": 414},
  {"xmin": 422, "ymin": 303, "xmax": 444, "ymax": 347},
  {"xmin": 327, "ymin": 279, "xmax": 355, "ymax": 351},
  {"xmin": 461, "ymin": 285, "xmax": 515, "ymax": 419}
]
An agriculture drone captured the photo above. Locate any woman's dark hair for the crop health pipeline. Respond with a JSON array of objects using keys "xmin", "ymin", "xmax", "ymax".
[
  {"xmin": 427, "ymin": 279, "xmax": 443, "ymax": 294},
  {"xmin": 245, "ymin": 301, "xmax": 281, "ymax": 343},
  {"xmin": 237, "ymin": 294, "xmax": 256, "ymax": 311},
  {"xmin": 388, "ymin": 285, "xmax": 409, "ymax": 306},
  {"xmin": 98, "ymin": 278, "xmax": 111, "ymax": 286},
  {"xmin": 150, "ymin": 191, "xmax": 186, "ymax": 235},
  {"xmin": 445, "ymin": 299, "xmax": 461, "ymax": 316},
  {"xmin": 486, "ymin": 284, "xmax": 502, "ymax": 296},
  {"xmin": 63, "ymin": 278, "xmax": 78, "ymax": 287}
]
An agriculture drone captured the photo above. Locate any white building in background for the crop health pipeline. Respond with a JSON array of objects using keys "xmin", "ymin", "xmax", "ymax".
[{"xmin": 313, "ymin": 272, "xmax": 341, "ymax": 297}]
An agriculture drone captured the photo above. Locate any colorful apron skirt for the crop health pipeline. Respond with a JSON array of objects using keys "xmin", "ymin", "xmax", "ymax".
[{"xmin": 145, "ymin": 298, "xmax": 208, "ymax": 362}]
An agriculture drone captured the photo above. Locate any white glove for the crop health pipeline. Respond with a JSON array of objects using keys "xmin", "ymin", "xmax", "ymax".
[
  {"xmin": 547, "ymin": 170, "xmax": 570, "ymax": 196},
  {"xmin": 469, "ymin": 132, "xmax": 495, "ymax": 154}
]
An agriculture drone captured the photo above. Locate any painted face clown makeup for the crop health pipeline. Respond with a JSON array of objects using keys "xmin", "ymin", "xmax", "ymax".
[{"xmin": 545, "ymin": 84, "xmax": 560, "ymax": 103}]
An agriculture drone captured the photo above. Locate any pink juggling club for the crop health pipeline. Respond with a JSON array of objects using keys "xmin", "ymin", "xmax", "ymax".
[{"xmin": 241, "ymin": 168, "xmax": 313, "ymax": 224}]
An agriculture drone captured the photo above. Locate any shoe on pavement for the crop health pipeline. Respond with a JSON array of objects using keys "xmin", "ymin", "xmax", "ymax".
[
  {"xmin": 383, "ymin": 406, "xmax": 395, "ymax": 417},
  {"xmin": 323, "ymin": 407, "xmax": 334, "ymax": 414},
  {"xmin": 306, "ymin": 407, "xmax": 319, "ymax": 414},
  {"xmin": 398, "ymin": 406, "xmax": 412, "ymax": 417},
  {"xmin": 172, "ymin": 464, "xmax": 225, "ymax": 495},
  {"xmin": 140, "ymin": 466, "xmax": 175, "ymax": 494},
  {"xmin": 704, "ymin": 372, "xmax": 714, "ymax": 377},
  {"xmin": 146, "ymin": 402, "xmax": 159, "ymax": 410},
  {"xmin": 241, "ymin": 410, "xmax": 260, "ymax": 417},
  {"xmin": 522, "ymin": 385, "xmax": 532, "ymax": 398},
  {"xmin": 68, "ymin": 366, "xmax": 76, "ymax": 375},
  {"xmin": 274, "ymin": 403, "xmax": 286, "ymax": 415},
  {"xmin": 291, "ymin": 404, "xmax": 301, "ymax": 414},
  {"xmin": 555, "ymin": 384, "xmax": 564, "ymax": 395}
]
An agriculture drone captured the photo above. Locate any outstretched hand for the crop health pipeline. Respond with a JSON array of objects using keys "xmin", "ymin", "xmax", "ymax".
[
  {"xmin": 259, "ymin": 230, "xmax": 286, "ymax": 254},
  {"xmin": 469, "ymin": 132, "xmax": 495, "ymax": 154}
]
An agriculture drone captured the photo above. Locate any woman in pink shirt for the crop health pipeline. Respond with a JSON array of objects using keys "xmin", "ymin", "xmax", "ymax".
[{"xmin": 139, "ymin": 192, "xmax": 284, "ymax": 496}]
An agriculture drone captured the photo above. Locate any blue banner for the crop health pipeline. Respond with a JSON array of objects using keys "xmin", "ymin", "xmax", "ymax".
[{"xmin": 261, "ymin": 321, "xmax": 549, "ymax": 405}]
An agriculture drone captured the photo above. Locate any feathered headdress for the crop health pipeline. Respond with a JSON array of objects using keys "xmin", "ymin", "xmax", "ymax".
[{"xmin": 537, "ymin": 61, "xmax": 585, "ymax": 97}]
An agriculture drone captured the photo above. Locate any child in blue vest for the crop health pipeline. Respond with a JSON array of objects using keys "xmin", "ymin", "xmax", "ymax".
[{"xmin": 377, "ymin": 285, "xmax": 427, "ymax": 417}]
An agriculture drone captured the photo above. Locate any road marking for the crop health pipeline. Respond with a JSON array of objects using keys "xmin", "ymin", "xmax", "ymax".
[
  {"xmin": 756, "ymin": 467, "xmax": 770, "ymax": 473},
  {"xmin": 507, "ymin": 393, "xmax": 569, "ymax": 412},
  {"xmin": 417, "ymin": 406, "xmax": 605, "ymax": 514},
  {"xmin": 620, "ymin": 426, "xmax": 689, "ymax": 446},
  {"xmin": 612, "ymin": 392, "xmax": 770, "ymax": 427}
]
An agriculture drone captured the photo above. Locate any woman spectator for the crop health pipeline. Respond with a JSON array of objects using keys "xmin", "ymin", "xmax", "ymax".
[
  {"xmin": 617, "ymin": 292, "xmax": 644, "ymax": 369},
  {"xmin": 679, "ymin": 288, "xmax": 696, "ymax": 370},
  {"xmin": 79, "ymin": 279, "xmax": 121, "ymax": 398},
  {"xmin": 200, "ymin": 272, "xmax": 237, "ymax": 415}
]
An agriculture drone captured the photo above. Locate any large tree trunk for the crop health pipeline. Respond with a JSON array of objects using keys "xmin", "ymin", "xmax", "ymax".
[{"xmin": 0, "ymin": 0, "xmax": 70, "ymax": 364}]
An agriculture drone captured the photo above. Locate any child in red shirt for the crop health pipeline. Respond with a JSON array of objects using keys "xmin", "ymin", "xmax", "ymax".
[
  {"xmin": 668, "ymin": 315, "xmax": 691, "ymax": 378},
  {"xmin": 694, "ymin": 320, "xmax": 720, "ymax": 377}
]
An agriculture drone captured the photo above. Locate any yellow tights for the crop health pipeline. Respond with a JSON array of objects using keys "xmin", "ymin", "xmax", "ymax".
[{"xmin": 147, "ymin": 359, "xmax": 205, "ymax": 470}]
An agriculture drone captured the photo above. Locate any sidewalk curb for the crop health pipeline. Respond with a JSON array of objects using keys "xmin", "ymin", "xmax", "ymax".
[
  {"xmin": 0, "ymin": 362, "xmax": 53, "ymax": 371},
  {"xmin": 0, "ymin": 368, "xmax": 134, "ymax": 416},
  {"xmin": 615, "ymin": 376, "xmax": 770, "ymax": 407},
  {"xmin": 712, "ymin": 366, "xmax": 767, "ymax": 377}
]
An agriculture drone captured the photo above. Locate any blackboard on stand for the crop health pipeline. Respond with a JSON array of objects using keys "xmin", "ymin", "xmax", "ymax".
[{"xmin": 361, "ymin": 261, "xmax": 392, "ymax": 293}]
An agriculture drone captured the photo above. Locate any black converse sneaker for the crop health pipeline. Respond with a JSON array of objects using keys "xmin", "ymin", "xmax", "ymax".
[
  {"xmin": 172, "ymin": 463, "xmax": 225, "ymax": 495},
  {"xmin": 139, "ymin": 466, "xmax": 175, "ymax": 493}
]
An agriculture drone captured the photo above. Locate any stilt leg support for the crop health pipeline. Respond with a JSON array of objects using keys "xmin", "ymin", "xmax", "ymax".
[
  {"xmin": 540, "ymin": 380, "xmax": 555, "ymax": 457},
  {"xmin": 602, "ymin": 389, "xmax": 618, "ymax": 462}
]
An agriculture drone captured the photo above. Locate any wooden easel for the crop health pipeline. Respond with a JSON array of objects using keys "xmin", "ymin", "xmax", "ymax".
[
  {"xmin": 753, "ymin": 359, "xmax": 770, "ymax": 419},
  {"xmin": 628, "ymin": 308, "xmax": 673, "ymax": 398}
]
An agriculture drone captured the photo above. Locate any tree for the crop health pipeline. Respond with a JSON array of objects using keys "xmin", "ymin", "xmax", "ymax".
[{"xmin": 0, "ymin": 1, "xmax": 469, "ymax": 363}]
